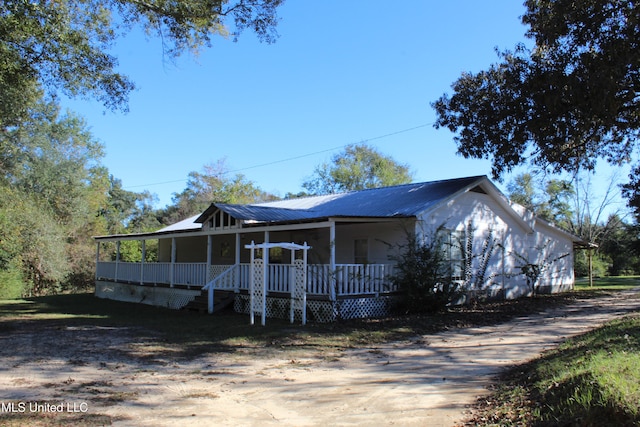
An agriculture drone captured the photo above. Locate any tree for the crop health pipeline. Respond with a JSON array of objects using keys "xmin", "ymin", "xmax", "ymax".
[
  {"xmin": 433, "ymin": 1, "xmax": 639, "ymax": 206},
  {"xmin": 160, "ymin": 159, "xmax": 277, "ymax": 224},
  {"xmin": 507, "ymin": 172, "xmax": 574, "ymax": 226},
  {"xmin": 0, "ymin": 0, "xmax": 283, "ymax": 127},
  {"xmin": 99, "ymin": 176, "xmax": 160, "ymax": 235},
  {"xmin": 597, "ymin": 219, "xmax": 640, "ymax": 276},
  {"xmin": 622, "ymin": 166, "xmax": 640, "ymax": 222},
  {"xmin": 0, "ymin": 98, "xmax": 112, "ymax": 294},
  {"xmin": 302, "ymin": 143, "xmax": 414, "ymax": 195}
]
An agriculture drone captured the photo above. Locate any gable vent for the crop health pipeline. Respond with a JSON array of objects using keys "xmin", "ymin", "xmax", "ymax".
[{"xmin": 470, "ymin": 185, "xmax": 487, "ymax": 194}]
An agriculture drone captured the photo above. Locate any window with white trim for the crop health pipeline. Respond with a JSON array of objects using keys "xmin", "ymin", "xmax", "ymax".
[{"xmin": 354, "ymin": 238, "xmax": 368, "ymax": 264}]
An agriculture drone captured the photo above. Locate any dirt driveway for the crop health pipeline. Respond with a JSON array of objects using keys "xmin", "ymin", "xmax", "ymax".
[{"xmin": 2, "ymin": 289, "xmax": 640, "ymax": 427}]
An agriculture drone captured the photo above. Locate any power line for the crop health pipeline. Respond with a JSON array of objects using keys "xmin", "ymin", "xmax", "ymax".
[{"xmin": 124, "ymin": 122, "xmax": 433, "ymax": 190}]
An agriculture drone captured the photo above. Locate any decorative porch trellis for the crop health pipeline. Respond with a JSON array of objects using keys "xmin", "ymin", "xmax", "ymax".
[{"xmin": 244, "ymin": 241, "xmax": 311, "ymax": 326}]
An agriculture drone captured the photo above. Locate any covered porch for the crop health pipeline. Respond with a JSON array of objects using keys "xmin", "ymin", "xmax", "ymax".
[
  {"xmin": 95, "ymin": 259, "xmax": 397, "ymax": 297},
  {"xmin": 94, "ymin": 218, "xmax": 403, "ymax": 320}
]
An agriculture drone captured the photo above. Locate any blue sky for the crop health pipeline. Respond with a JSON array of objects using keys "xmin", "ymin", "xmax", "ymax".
[{"xmin": 62, "ymin": 0, "xmax": 628, "ymax": 212}]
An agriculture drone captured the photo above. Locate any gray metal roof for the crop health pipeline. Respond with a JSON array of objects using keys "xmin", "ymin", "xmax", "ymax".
[{"xmin": 196, "ymin": 175, "xmax": 487, "ymax": 225}]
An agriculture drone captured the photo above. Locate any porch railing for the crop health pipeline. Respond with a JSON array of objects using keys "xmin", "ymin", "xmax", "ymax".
[{"xmin": 96, "ymin": 261, "xmax": 397, "ymax": 296}]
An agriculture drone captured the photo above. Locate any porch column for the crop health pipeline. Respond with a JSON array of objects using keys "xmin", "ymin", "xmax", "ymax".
[
  {"xmin": 206, "ymin": 235, "xmax": 213, "ymax": 283},
  {"xmin": 235, "ymin": 233, "xmax": 241, "ymax": 265},
  {"xmin": 115, "ymin": 241, "xmax": 121, "ymax": 282},
  {"xmin": 329, "ymin": 221, "xmax": 336, "ymax": 301},
  {"xmin": 95, "ymin": 242, "xmax": 100, "ymax": 280},
  {"xmin": 140, "ymin": 240, "xmax": 146, "ymax": 285},
  {"xmin": 170, "ymin": 237, "xmax": 176, "ymax": 287},
  {"xmin": 235, "ymin": 233, "xmax": 241, "ymax": 293},
  {"xmin": 264, "ymin": 230, "xmax": 270, "ymax": 288}
]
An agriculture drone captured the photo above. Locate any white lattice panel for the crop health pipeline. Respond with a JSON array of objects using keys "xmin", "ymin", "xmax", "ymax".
[
  {"xmin": 251, "ymin": 259, "xmax": 265, "ymax": 315},
  {"xmin": 209, "ymin": 265, "xmax": 229, "ymax": 282},
  {"xmin": 306, "ymin": 300, "xmax": 336, "ymax": 323},
  {"xmin": 233, "ymin": 295, "xmax": 334, "ymax": 323},
  {"xmin": 291, "ymin": 259, "xmax": 306, "ymax": 312},
  {"xmin": 336, "ymin": 296, "xmax": 396, "ymax": 320}
]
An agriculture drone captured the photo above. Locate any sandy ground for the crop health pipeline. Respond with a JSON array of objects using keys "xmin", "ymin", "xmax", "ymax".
[{"xmin": 2, "ymin": 289, "xmax": 640, "ymax": 427}]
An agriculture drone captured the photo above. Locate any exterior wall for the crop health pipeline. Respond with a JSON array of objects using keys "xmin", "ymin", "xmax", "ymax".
[
  {"xmin": 237, "ymin": 229, "xmax": 331, "ymax": 265},
  {"xmin": 529, "ymin": 221, "xmax": 575, "ymax": 294},
  {"xmin": 420, "ymin": 190, "xmax": 575, "ymax": 298},
  {"xmin": 211, "ymin": 234, "xmax": 236, "ymax": 265},
  {"xmin": 334, "ymin": 221, "xmax": 412, "ymax": 264},
  {"xmin": 158, "ymin": 236, "xmax": 207, "ymax": 263}
]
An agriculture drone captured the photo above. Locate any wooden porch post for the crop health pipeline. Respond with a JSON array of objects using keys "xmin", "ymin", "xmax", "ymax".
[
  {"xmin": 140, "ymin": 240, "xmax": 146, "ymax": 285},
  {"xmin": 264, "ymin": 230, "xmax": 270, "ymax": 287},
  {"xmin": 329, "ymin": 221, "xmax": 336, "ymax": 301},
  {"xmin": 235, "ymin": 233, "xmax": 241, "ymax": 293},
  {"xmin": 115, "ymin": 241, "xmax": 120, "ymax": 282},
  {"xmin": 249, "ymin": 241, "xmax": 255, "ymax": 325},
  {"xmin": 95, "ymin": 242, "xmax": 100, "ymax": 281},
  {"xmin": 235, "ymin": 233, "xmax": 241, "ymax": 264},
  {"xmin": 206, "ymin": 235, "xmax": 213, "ymax": 282},
  {"xmin": 170, "ymin": 237, "xmax": 176, "ymax": 287}
]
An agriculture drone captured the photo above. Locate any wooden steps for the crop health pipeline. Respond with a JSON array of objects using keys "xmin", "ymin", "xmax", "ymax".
[{"xmin": 183, "ymin": 289, "xmax": 235, "ymax": 314}]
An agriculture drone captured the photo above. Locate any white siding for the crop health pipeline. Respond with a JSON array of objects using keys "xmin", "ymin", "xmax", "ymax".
[
  {"xmin": 335, "ymin": 221, "xmax": 412, "ymax": 264},
  {"xmin": 419, "ymin": 190, "xmax": 575, "ymax": 298}
]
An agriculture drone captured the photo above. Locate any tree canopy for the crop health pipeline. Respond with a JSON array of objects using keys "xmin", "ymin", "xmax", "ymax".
[
  {"xmin": 0, "ymin": 0, "xmax": 283, "ymax": 128},
  {"xmin": 507, "ymin": 172, "xmax": 574, "ymax": 226},
  {"xmin": 302, "ymin": 143, "xmax": 414, "ymax": 195},
  {"xmin": 432, "ymin": 0, "xmax": 639, "ymax": 209},
  {"xmin": 159, "ymin": 159, "xmax": 277, "ymax": 224},
  {"xmin": 0, "ymin": 99, "xmax": 108, "ymax": 294}
]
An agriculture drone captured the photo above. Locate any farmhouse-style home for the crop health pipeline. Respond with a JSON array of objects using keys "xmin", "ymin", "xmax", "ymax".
[{"xmin": 94, "ymin": 175, "xmax": 585, "ymax": 322}]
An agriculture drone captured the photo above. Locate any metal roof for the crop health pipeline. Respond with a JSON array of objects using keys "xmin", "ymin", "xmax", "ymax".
[
  {"xmin": 196, "ymin": 175, "xmax": 487, "ymax": 225},
  {"xmin": 158, "ymin": 214, "xmax": 202, "ymax": 232}
]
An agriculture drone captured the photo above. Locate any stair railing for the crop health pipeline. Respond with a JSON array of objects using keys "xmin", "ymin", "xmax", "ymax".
[{"xmin": 203, "ymin": 264, "xmax": 239, "ymax": 314}]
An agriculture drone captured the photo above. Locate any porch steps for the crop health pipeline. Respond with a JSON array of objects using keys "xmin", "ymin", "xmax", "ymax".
[{"xmin": 182, "ymin": 290, "xmax": 235, "ymax": 314}]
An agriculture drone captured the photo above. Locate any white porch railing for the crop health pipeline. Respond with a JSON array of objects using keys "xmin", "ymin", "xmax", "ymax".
[
  {"xmin": 96, "ymin": 262, "xmax": 397, "ymax": 296},
  {"xmin": 96, "ymin": 261, "xmax": 206, "ymax": 286}
]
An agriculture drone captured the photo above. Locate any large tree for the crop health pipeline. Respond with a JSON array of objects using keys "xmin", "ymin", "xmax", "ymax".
[
  {"xmin": 0, "ymin": 0, "xmax": 283, "ymax": 128},
  {"xmin": 433, "ymin": 0, "xmax": 639, "ymax": 208},
  {"xmin": 507, "ymin": 172, "xmax": 574, "ymax": 226},
  {"xmin": 302, "ymin": 143, "xmax": 414, "ymax": 195},
  {"xmin": 160, "ymin": 159, "xmax": 277, "ymax": 224},
  {"xmin": 0, "ymin": 99, "xmax": 109, "ymax": 294}
]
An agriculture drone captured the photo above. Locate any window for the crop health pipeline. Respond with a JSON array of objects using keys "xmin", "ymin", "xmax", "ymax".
[
  {"xmin": 220, "ymin": 241, "xmax": 231, "ymax": 258},
  {"xmin": 437, "ymin": 229, "xmax": 466, "ymax": 280},
  {"xmin": 354, "ymin": 238, "xmax": 368, "ymax": 264}
]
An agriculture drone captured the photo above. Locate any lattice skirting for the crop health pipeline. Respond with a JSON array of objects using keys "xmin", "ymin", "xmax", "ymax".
[
  {"xmin": 233, "ymin": 294, "xmax": 399, "ymax": 323},
  {"xmin": 335, "ymin": 296, "xmax": 397, "ymax": 320},
  {"xmin": 95, "ymin": 281, "xmax": 200, "ymax": 309}
]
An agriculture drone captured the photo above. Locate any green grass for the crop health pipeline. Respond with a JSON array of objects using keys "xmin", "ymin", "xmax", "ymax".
[
  {"xmin": 465, "ymin": 313, "xmax": 640, "ymax": 426},
  {"xmin": 575, "ymin": 275, "xmax": 640, "ymax": 291}
]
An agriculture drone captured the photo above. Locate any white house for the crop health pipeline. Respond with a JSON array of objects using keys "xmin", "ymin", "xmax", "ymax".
[{"xmin": 94, "ymin": 175, "xmax": 586, "ymax": 322}]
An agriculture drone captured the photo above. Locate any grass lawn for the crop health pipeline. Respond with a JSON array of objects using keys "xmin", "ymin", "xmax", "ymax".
[
  {"xmin": 463, "ymin": 276, "xmax": 640, "ymax": 426},
  {"xmin": 575, "ymin": 275, "xmax": 640, "ymax": 291}
]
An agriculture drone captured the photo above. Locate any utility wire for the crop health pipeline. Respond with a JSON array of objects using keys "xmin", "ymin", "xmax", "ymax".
[{"xmin": 125, "ymin": 122, "xmax": 433, "ymax": 189}]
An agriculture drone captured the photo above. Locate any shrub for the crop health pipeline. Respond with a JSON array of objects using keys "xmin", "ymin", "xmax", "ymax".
[{"xmin": 389, "ymin": 230, "xmax": 462, "ymax": 313}]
